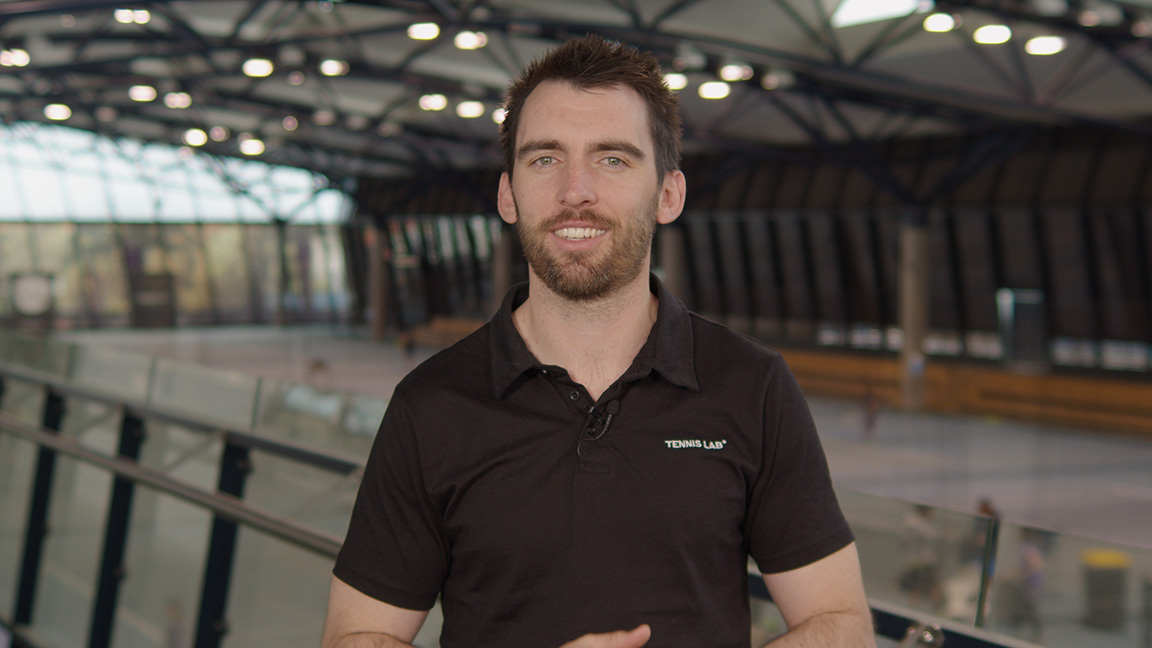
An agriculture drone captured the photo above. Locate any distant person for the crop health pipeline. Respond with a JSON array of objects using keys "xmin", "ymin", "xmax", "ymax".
[
  {"xmin": 899, "ymin": 505, "xmax": 944, "ymax": 611},
  {"xmin": 1000, "ymin": 528, "xmax": 1046, "ymax": 643},
  {"xmin": 322, "ymin": 35, "xmax": 874, "ymax": 647}
]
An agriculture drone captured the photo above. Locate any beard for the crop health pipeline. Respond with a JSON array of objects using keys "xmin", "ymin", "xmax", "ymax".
[{"xmin": 514, "ymin": 195, "xmax": 658, "ymax": 302}]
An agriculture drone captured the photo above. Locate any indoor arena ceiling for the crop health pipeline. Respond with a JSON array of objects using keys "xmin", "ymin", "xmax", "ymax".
[{"xmin": 3, "ymin": 0, "xmax": 1152, "ymax": 181}]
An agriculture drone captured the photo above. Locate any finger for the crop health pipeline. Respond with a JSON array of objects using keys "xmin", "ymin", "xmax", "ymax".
[
  {"xmin": 593, "ymin": 624, "xmax": 652, "ymax": 647},
  {"xmin": 561, "ymin": 624, "xmax": 651, "ymax": 648}
]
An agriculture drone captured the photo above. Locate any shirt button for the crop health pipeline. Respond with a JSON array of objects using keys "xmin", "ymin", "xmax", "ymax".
[
  {"xmin": 569, "ymin": 391, "xmax": 580, "ymax": 401},
  {"xmin": 541, "ymin": 369, "xmax": 549, "ymax": 375}
]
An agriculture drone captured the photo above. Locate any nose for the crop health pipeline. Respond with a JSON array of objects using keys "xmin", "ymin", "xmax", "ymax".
[{"xmin": 560, "ymin": 162, "xmax": 596, "ymax": 208}]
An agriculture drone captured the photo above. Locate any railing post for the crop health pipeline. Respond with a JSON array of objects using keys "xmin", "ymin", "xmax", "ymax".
[
  {"xmin": 194, "ymin": 439, "xmax": 251, "ymax": 648},
  {"xmin": 88, "ymin": 411, "xmax": 146, "ymax": 648},
  {"xmin": 14, "ymin": 389, "xmax": 66, "ymax": 624},
  {"xmin": 974, "ymin": 516, "xmax": 1000, "ymax": 629}
]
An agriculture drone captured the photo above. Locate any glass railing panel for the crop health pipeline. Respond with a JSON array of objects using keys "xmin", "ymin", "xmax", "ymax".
[
  {"xmin": 0, "ymin": 434, "xmax": 36, "ymax": 617},
  {"xmin": 0, "ymin": 376, "xmax": 47, "ymax": 425},
  {"xmin": 111, "ymin": 489, "xmax": 213, "ymax": 648},
  {"xmin": 221, "ymin": 528, "xmax": 334, "ymax": 648},
  {"xmin": 0, "ymin": 331, "xmax": 72, "ymax": 379},
  {"xmin": 137, "ymin": 421, "xmax": 223, "ymax": 491},
  {"xmin": 837, "ymin": 490, "xmax": 992, "ymax": 626},
  {"xmin": 984, "ymin": 522, "xmax": 1152, "ymax": 648},
  {"xmin": 147, "ymin": 358, "xmax": 259, "ymax": 430},
  {"xmin": 26, "ymin": 454, "xmax": 112, "ymax": 647},
  {"xmin": 69, "ymin": 343, "xmax": 152, "ymax": 403},
  {"xmin": 252, "ymin": 378, "xmax": 381, "ymax": 460},
  {"xmin": 242, "ymin": 448, "xmax": 359, "ymax": 538}
]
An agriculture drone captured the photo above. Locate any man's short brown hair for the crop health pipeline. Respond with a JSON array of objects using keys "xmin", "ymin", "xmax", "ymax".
[{"xmin": 499, "ymin": 35, "xmax": 682, "ymax": 181}]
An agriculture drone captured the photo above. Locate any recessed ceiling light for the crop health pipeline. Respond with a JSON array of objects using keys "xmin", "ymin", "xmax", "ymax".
[
  {"xmin": 128, "ymin": 85, "xmax": 157, "ymax": 102},
  {"xmin": 408, "ymin": 22, "xmax": 440, "ymax": 40},
  {"xmin": 456, "ymin": 101, "xmax": 484, "ymax": 118},
  {"xmin": 973, "ymin": 24, "xmax": 1012, "ymax": 45},
  {"xmin": 419, "ymin": 94, "xmax": 448, "ymax": 111},
  {"xmin": 239, "ymin": 138, "xmax": 265, "ymax": 155},
  {"xmin": 454, "ymin": 31, "xmax": 488, "ymax": 50},
  {"xmin": 44, "ymin": 104, "xmax": 71, "ymax": 120},
  {"xmin": 242, "ymin": 58, "xmax": 274, "ymax": 78},
  {"xmin": 319, "ymin": 59, "xmax": 349, "ymax": 76},
  {"xmin": 183, "ymin": 128, "xmax": 208, "ymax": 146},
  {"xmin": 922, "ymin": 13, "xmax": 956, "ymax": 33},
  {"xmin": 698, "ymin": 81, "xmax": 730, "ymax": 99},
  {"xmin": 664, "ymin": 73, "xmax": 688, "ymax": 91},
  {"xmin": 1025, "ymin": 35, "xmax": 1066, "ymax": 55}
]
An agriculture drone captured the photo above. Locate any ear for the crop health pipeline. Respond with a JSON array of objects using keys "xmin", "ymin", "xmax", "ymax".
[
  {"xmin": 655, "ymin": 169, "xmax": 686, "ymax": 225},
  {"xmin": 497, "ymin": 172, "xmax": 518, "ymax": 224}
]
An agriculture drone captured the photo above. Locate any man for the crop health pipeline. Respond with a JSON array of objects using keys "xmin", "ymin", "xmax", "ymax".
[{"xmin": 323, "ymin": 35, "xmax": 874, "ymax": 647}]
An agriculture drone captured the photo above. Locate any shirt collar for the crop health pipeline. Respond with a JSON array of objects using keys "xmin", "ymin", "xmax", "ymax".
[{"xmin": 489, "ymin": 273, "xmax": 700, "ymax": 399}]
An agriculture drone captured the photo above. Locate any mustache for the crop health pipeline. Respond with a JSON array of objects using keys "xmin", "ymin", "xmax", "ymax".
[{"xmin": 541, "ymin": 208, "xmax": 613, "ymax": 231}]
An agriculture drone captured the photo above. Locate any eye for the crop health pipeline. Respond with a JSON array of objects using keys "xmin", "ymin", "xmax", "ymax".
[
  {"xmin": 533, "ymin": 155, "xmax": 555, "ymax": 167},
  {"xmin": 604, "ymin": 156, "xmax": 624, "ymax": 167}
]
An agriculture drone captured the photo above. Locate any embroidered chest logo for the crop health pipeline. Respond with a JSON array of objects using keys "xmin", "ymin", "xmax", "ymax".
[{"xmin": 664, "ymin": 439, "xmax": 728, "ymax": 450}]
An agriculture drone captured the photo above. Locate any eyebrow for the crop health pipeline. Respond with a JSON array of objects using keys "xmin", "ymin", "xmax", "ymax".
[{"xmin": 516, "ymin": 139, "xmax": 648, "ymax": 162}]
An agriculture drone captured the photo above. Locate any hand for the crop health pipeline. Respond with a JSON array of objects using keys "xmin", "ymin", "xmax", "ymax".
[{"xmin": 558, "ymin": 624, "xmax": 651, "ymax": 648}]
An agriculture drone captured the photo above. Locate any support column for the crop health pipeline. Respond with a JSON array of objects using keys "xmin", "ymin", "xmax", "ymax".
[
  {"xmin": 490, "ymin": 223, "xmax": 517, "ymax": 315},
  {"xmin": 274, "ymin": 219, "xmax": 290, "ymax": 326},
  {"xmin": 899, "ymin": 222, "xmax": 930, "ymax": 410},
  {"xmin": 367, "ymin": 224, "xmax": 391, "ymax": 342},
  {"xmin": 657, "ymin": 223, "xmax": 689, "ymax": 301}
]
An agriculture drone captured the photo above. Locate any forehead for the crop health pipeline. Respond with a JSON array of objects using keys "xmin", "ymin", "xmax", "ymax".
[{"xmin": 517, "ymin": 81, "xmax": 653, "ymax": 151}]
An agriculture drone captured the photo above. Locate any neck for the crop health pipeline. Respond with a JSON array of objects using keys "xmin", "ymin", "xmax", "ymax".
[{"xmin": 513, "ymin": 271, "xmax": 656, "ymax": 401}]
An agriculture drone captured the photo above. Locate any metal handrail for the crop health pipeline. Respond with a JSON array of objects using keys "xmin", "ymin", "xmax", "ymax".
[
  {"xmin": 0, "ymin": 359, "xmax": 363, "ymax": 475},
  {"xmin": 0, "ymin": 410, "xmax": 343, "ymax": 558}
]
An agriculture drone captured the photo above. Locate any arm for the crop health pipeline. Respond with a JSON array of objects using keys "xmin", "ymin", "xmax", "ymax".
[
  {"xmin": 760, "ymin": 543, "xmax": 875, "ymax": 648},
  {"xmin": 321, "ymin": 576, "xmax": 429, "ymax": 648}
]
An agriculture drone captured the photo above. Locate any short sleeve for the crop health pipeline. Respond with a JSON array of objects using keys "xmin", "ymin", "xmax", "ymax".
[
  {"xmin": 333, "ymin": 392, "xmax": 448, "ymax": 610},
  {"xmin": 744, "ymin": 358, "xmax": 854, "ymax": 574}
]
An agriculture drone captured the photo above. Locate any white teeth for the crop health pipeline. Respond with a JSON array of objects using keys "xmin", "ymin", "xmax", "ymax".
[{"xmin": 555, "ymin": 227, "xmax": 605, "ymax": 240}]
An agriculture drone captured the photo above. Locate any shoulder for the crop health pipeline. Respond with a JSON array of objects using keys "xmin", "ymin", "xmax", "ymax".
[
  {"xmin": 392, "ymin": 323, "xmax": 493, "ymax": 404},
  {"xmin": 687, "ymin": 311, "xmax": 790, "ymax": 376}
]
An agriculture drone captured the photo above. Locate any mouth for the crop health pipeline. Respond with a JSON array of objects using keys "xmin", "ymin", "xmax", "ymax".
[{"xmin": 554, "ymin": 226, "xmax": 606, "ymax": 241}]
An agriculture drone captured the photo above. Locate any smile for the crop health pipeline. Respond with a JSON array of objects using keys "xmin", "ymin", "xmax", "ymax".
[{"xmin": 554, "ymin": 227, "xmax": 606, "ymax": 241}]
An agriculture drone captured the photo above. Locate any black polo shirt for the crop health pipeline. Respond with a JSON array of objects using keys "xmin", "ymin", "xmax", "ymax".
[{"xmin": 335, "ymin": 275, "xmax": 853, "ymax": 648}]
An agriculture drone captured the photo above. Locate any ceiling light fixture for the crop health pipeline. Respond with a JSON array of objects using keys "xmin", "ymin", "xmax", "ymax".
[
  {"xmin": 718, "ymin": 63, "xmax": 753, "ymax": 82},
  {"xmin": 491, "ymin": 108, "xmax": 506, "ymax": 124},
  {"xmin": 283, "ymin": 116, "xmax": 299, "ymax": 131},
  {"xmin": 314, "ymin": 110, "xmax": 336, "ymax": 126},
  {"xmin": 242, "ymin": 58, "xmax": 274, "ymax": 77},
  {"xmin": 128, "ymin": 85, "xmax": 157, "ymax": 101},
  {"xmin": 922, "ymin": 13, "xmax": 956, "ymax": 32},
  {"xmin": 319, "ymin": 59, "xmax": 349, "ymax": 76},
  {"xmin": 408, "ymin": 22, "xmax": 440, "ymax": 40},
  {"xmin": 1025, "ymin": 35, "xmax": 1066, "ymax": 55},
  {"xmin": 44, "ymin": 104, "xmax": 71, "ymax": 121},
  {"xmin": 133, "ymin": 9, "xmax": 150, "ymax": 24},
  {"xmin": 698, "ymin": 81, "xmax": 730, "ymax": 99},
  {"xmin": 209, "ymin": 126, "xmax": 230, "ymax": 142},
  {"xmin": 0, "ymin": 48, "xmax": 31, "ymax": 67},
  {"xmin": 288, "ymin": 71, "xmax": 307, "ymax": 85},
  {"xmin": 239, "ymin": 138, "xmax": 265, "ymax": 156},
  {"xmin": 973, "ymin": 24, "xmax": 1012, "ymax": 45},
  {"xmin": 456, "ymin": 101, "xmax": 484, "ymax": 118},
  {"xmin": 419, "ymin": 94, "xmax": 448, "ymax": 111},
  {"xmin": 114, "ymin": 9, "xmax": 134, "ymax": 23},
  {"xmin": 163, "ymin": 91, "xmax": 192, "ymax": 108},
  {"xmin": 664, "ymin": 73, "xmax": 688, "ymax": 91},
  {"xmin": 454, "ymin": 31, "xmax": 488, "ymax": 50},
  {"xmin": 183, "ymin": 128, "xmax": 208, "ymax": 146}
]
